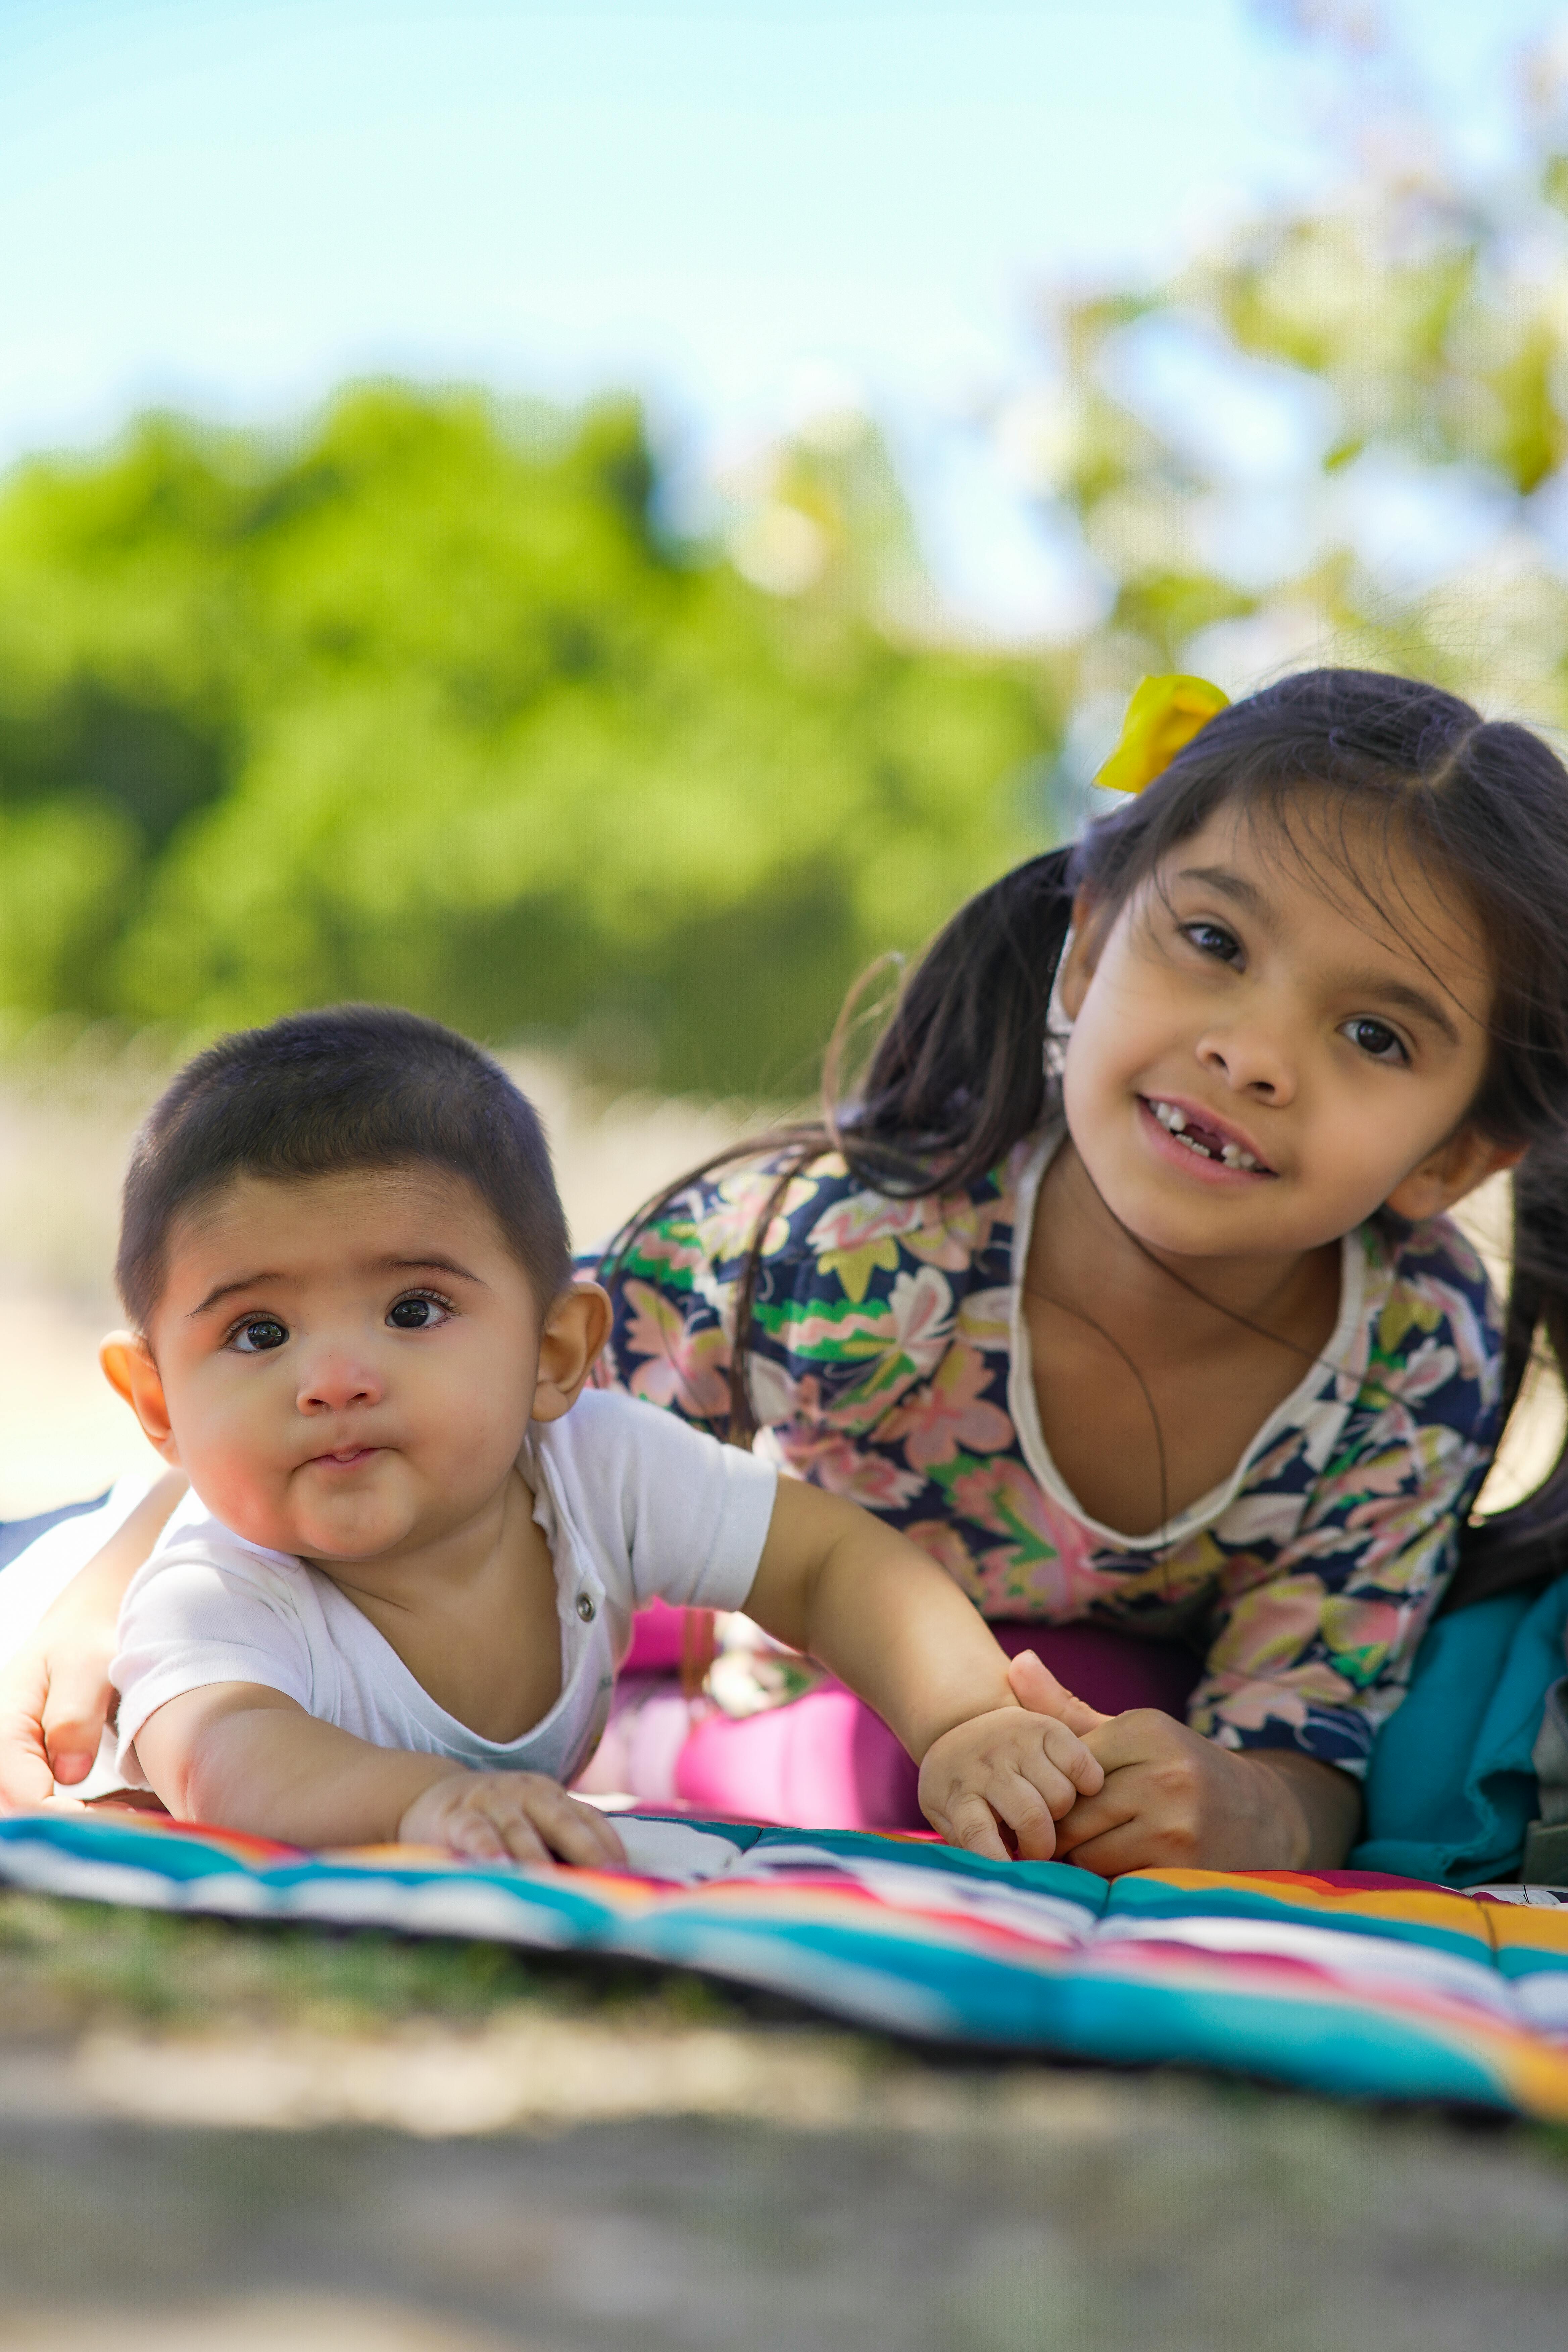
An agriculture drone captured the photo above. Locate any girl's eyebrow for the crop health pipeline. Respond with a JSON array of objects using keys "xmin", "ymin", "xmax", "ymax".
[
  {"xmin": 1332, "ymin": 969, "xmax": 1461, "ymax": 1045},
  {"xmin": 1175, "ymin": 861, "xmax": 1464, "ymax": 1044},
  {"xmin": 1174, "ymin": 864, "xmax": 1277, "ymax": 932}
]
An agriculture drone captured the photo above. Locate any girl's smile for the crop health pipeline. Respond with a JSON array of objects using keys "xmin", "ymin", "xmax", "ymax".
[{"xmin": 1139, "ymin": 1095, "xmax": 1276, "ymax": 1180}]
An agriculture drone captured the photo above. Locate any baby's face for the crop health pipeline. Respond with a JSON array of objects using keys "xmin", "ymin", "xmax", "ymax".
[{"xmin": 138, "ymin": 1167, "xmax": 545, "ymax": 1565}]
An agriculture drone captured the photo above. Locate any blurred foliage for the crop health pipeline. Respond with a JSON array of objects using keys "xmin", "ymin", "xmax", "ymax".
[
  {"xmin": 13, "ymin": 13, "xmax": 1568, "ymax": 1092},
  {"xmin": 0, "ymin": 390, "xmax": 1055, "ymax": 1094},
  {"xmin": 1011, "ymin": 14, "xmax": 1568, "ymax": 767}
]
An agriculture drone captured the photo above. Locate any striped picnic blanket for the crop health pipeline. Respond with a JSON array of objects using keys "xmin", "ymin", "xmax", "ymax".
[{"xmin": 2, "ymin": 1808, "xmax": 1566, "ymax": 2119}]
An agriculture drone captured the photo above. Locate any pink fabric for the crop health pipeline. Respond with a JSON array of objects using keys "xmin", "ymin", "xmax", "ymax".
[
  {"xmin": 588, "ymin": 1615, "xmax": 1203, "ymax": 1833},
  {"xmin": 574, "ymin": 1677, "xmax": 694, "ymax": 1805},
  {"xmin": 989, "ymin": 1620, "xmax": 1202, "ymax": 1719},
  {"xmin": 622, "ymin": 1598, "xmax": 692, "ymax": 1676},
  {"xmin": 676, "ymin": 1682, "xmax": 918, "ymax": 1829}
]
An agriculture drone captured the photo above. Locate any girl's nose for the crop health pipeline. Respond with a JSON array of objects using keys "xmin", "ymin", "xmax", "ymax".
[
  {"xmin": 297, "ymin": 1353, "xmax": 384, "ymax": 1414},
  {"xmin": 1195, "ymin": 1022, "xmax": 1296, "ymax": 1104}
]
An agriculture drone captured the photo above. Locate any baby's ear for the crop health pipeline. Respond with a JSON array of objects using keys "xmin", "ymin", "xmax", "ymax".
[
  {"xmin": 100, "ymin": 1332, "xmax": 180, "ymax": 1463},
  {"xmin": 531, "ymin": 1284, "xmax": 613, "ymax": 1423},
  {"xmin": 1384, "ymin": 1127, "xmax": 1524, "ymax": 1223}
]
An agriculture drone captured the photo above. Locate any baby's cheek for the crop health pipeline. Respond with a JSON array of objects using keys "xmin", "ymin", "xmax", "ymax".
[
  {"xmin": 180, "ymin": 1416, "xmax": 292, "ymax": 1548},
  {"xmin": 427, "ymin": 1392, "xmax": 529, "ymax": 1490}
]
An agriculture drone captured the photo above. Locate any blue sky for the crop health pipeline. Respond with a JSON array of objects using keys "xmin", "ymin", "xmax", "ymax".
[{"xmin": 3, "ymin": 0, "xmax": 1566, "ymax": 628}]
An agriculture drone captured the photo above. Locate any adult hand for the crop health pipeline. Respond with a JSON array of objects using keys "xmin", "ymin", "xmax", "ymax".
[
  {"xmin": 0, "ymin": 1473, "xmax": 186, "ymax": 1808},
  {"xmin": 918, "ymin": 1703, "xmax": 1104, "ymax": 1862},
  {"xmin": 398, "ymin": 1770, "xmax": 629, "ymax": 1867},
  {"xmin": 1006, "ymin": 1648, "xmax": 1340, "ymax": 1875},
  {"xmin": 0, "ymin": 1639, "xmax": 110, "ymax": 1807}
]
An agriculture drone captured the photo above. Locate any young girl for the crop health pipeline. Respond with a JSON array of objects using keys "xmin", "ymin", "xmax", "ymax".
[{"xmin": 586, "ymin": 667, "xmax": 1568, "ymax": 1872}]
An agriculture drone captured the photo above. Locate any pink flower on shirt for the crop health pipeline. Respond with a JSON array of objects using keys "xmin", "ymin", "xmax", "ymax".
[
  {"xmin": 879, "ymin": 1339, "xmax": 1014, "ymax": 1470},
  {"xmin": 620, "ymin": 1280, "xmax": 731, "ymax": 1420},
  {"xmin": 779, "ymin": 1431, "xmax": 926, "ymax": 1510},
  {"xmin": 947, "ymin": 1457, "xmax": 1105, "ymax": 1616}
]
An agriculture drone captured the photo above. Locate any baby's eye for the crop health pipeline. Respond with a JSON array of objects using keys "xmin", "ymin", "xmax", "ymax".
[
  {"xmin": 387, "ymin": 1293, "xmax": 451, "ymax": 1330},
  {"xmin": 1342, "ymin": 1016, "xmax": 1407, "ymax": 1065},
  {"xmin": 231, "ymin": 1316, "xmax": 288, "ymax": 1354},
  {"xmin": 1182, "ymin": 920, "xmax": 1241, "ymax": 964}
]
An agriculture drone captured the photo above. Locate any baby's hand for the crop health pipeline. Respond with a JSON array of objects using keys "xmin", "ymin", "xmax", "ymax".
[
  {"xmin": 398, "ymin": 1770, "xmax": 628, "ymax": 1868},
  {"xmin": 917, "ymin": 1705, "xmax": 1105, "ymax": 1862}
]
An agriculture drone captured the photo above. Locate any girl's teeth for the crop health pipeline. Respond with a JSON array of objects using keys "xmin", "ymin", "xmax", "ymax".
[{"xmin": 1150, "ymin": 1101, "xmax": 1260, "ymax": 1171}]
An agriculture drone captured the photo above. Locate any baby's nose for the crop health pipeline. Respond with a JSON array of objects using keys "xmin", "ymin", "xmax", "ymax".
[{"xmin": 298, "ymin": 1352, "xmax": 383, "ymax": 1412}]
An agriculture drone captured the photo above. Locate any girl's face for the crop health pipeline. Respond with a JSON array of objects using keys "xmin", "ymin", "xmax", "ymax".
[{"xmin": 1058, "ymin": 798, "xmax": 1516, "ymax": 1263}]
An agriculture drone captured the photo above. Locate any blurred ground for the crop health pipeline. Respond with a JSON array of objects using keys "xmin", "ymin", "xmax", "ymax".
[{"xmin": 0, "ymin": 1894, "xmax": 1562, "ymax": 2352}]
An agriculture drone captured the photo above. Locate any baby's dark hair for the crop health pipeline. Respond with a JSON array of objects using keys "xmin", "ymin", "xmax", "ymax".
[
  {"xmin": 603, "ymin": 668, "xmax": 1568, "ymax": 1604},
  {"xmin": 117, "ymin": 1004, "xmax": 572, "ymax": 1330}
]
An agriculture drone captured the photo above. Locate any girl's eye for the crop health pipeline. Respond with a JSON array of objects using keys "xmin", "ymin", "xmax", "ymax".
[
  {"xmin": 387, "ymin": 1293, "xmax": 451, "ymax": 1331},
  {"xmin": 1342, "ymin": 1016, "xmax": 1407, "ymax": 1065},
  {"xmin": 232, "ymin": 1316, "xmax": 288, "ymax": 1354},
  {"xmin": 1182, "ymin": 920, "xmax": 1241, "ymax": 964}
]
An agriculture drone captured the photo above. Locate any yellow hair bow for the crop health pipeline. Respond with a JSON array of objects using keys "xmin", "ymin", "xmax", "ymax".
[{"xmin": 1095, "ymin": 673, "xmax": 1230, "ymax": 795}]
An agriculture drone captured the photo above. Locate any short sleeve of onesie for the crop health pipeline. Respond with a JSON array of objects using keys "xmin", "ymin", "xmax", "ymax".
[
  {"xmin": 536, "ymin": 1386, "xmax": 778, "ymax": 1621},
  {"xmin": 113, "ymin": 1536, "xmax": 318, "ymax": 1771}
]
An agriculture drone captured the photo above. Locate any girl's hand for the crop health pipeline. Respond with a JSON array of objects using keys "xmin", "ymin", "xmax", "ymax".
[
  {"xmin": 397, "ymin": 1769, "xmax": 629, "ymax": 1868},
  {"xmin": 917, "ymin": 1704, "xmax": 1105, "ymax": 1861},
  {"xmin": 0, "ymin": 1473, "xmax": 186, "ymax": 1808},
  {"xmin": 1049, "ymin": 1709, "xmax": 1307, "ymax": 1874},
  {"xmin": 1006, "ymin": 1649, "xmax": 1359, "ymax": 1874}
]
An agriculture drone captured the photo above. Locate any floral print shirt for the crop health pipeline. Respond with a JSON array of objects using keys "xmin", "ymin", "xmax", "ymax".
[{"xmin": 589, "ymin": 1129, "xmax": 1503, "ymax": 1776}]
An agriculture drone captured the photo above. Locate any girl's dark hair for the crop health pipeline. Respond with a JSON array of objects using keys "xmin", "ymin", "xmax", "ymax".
[
  {"xmin": 603, "ymin": 669, "xmax": 1568, "ymax": 1607},
  {"xmin": 119, "ymin": 1003, "xmax": 572, "ymax": 1329}
]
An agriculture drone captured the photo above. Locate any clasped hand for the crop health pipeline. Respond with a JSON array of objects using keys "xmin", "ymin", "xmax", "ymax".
[
  {"xmin": 920, "ymin": 1654, "xmax": 1328, "ymax": 1873},
  {"xmin": 1000, "ymin": 1649, "xmax": 1323, "ymax": 1875},
  {"xmin": 917, "ymin": 1702, "xmax": 1105, "ymax": 1861}
]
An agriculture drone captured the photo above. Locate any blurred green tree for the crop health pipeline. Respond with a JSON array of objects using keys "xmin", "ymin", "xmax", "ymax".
[
  {"xmin": 1011, "ymin": 9, "xmax": 1568, "ymax": 791},
  {"xmin": 0, "ymin": 389, "xmax": 1055, "ymax": 1094},
  {"xmin": 11, "ymin": 13, "xmax": 1568, "ymax": 1096}
]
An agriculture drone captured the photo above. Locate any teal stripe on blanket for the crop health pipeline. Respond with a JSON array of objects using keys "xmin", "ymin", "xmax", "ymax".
[{"xmin": 0, "ymin": 1812, "xmax": 1564, "ymax": 2119}]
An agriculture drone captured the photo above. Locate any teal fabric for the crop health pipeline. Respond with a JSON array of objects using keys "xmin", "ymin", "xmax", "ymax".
[{"xmin": 1354, "ymin": 1575, "xmax": 1568, "ymax": 1884}]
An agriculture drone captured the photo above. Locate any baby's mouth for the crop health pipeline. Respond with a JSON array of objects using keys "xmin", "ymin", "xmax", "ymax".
[{"xmin": 1144, "ymin": 1098, "xmax": 1275, "ymax": 1176}]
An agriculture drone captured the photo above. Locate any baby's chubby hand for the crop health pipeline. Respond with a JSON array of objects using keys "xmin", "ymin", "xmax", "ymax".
[
  {"xmin": 917, "ymin": 1704, "xmax": 1105, "ymax": 1861},
  {"xmin": 398, "ymin": 1769, "xmax": 628, "ymax": 1869}
]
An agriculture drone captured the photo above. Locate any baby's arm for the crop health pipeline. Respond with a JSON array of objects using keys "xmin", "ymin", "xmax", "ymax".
[
  {"xmin": 0, "ymin": 1472, "xmax": 187, "ymax": 1805},
  {"xmin": 130, "ymin": 1683, "xmax": 627, "ymax": 1866},
  {"xmin": 743, "ymin": 1477, "xmax": 1103, "ymax": 1860}
]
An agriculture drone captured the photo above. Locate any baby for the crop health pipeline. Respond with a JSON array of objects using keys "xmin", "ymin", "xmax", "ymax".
[{"xmin": 81, "ymin": 1005, "xmax": 1100, "ymax": 1864}]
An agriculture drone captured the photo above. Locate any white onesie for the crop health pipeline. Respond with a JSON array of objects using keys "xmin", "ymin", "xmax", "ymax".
[{"xmin": 110, "ymin": 1387, "xmax": 777, "ymax": 1790}]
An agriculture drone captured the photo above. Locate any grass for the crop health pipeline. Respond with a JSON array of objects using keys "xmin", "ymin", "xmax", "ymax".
[{"xmin": 0, "ymin": 1889, "xmax": 755, "ymax": 2040}]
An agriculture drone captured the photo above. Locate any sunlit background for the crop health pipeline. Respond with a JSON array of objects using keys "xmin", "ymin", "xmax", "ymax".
[{"xmin": 6, "ymin": 0, "xmax": 1568, "ymax": 1507}]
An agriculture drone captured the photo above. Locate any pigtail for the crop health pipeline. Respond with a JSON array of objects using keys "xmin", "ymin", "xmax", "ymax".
[
  {"xmin": 837, "ymin": 848, "xmax": 1074, "ymax": 1194},
  {"xmin": 1444, "ymin": 1145, "xmax": 1568, "ymax": 1612},
  {"xmin": 597, "ymin": 847, "xmax": 1077, "ymax": 1442}
]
